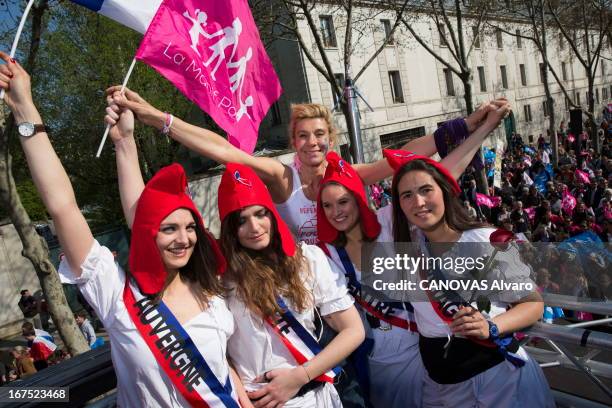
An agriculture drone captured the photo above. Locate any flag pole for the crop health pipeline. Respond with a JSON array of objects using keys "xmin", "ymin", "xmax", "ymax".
[
  {"xmin": 95, "ymin": 57, "xmax": 138, "ymax": 158},
  {"xmin": 0, "ymin": 0, "xmax": 37, "ymax": 100}
]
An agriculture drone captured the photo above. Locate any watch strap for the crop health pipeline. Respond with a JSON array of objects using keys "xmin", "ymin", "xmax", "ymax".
[{"xmin": 33, "ymin": 124, "xmax": 49, "ymax": 135}]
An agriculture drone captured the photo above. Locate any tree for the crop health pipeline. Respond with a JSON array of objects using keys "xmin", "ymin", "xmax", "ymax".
[
  {"xmin": 0, "ymin": 0, "xmax": 89, "ymax": 355},
  {"xmin": 547, "ymin": 0, "xmax": 611, "ymax": 152},
  {"xmin": 398, "ymin": 0, "xmax": 492, "ymax": 192},
  {"xmin": 269, "ymin": 0, "xmax": 410, "ymax": 162},
  {"xmin": 488, "ymin": 0, "xmax": 561, "ymax": 165}
]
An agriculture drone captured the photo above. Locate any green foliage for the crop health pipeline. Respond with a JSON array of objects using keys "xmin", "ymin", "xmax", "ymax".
[
  {"xmin": 6, "ymin": 3, "xmax": 206, "ymax": 227},
  {"xmin": 16, "ymin": 179, "xmax": 48, "ymax": 222}
]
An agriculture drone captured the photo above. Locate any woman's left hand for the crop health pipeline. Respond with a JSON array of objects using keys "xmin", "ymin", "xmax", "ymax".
[
  {"xmin": 247, "ymin": 367, "xmax": 309, "ymax": 407},
  {"xmin": 449, "ymin": 305, "xmax": 490, "ymax": 339}
]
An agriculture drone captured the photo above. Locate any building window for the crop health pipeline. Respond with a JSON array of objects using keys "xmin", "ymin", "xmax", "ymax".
[
  {"xmin": 575, "ymin": 92, "xmax": 580, "ymax": 106},
  {"xmin": 565, "ymin": 96, "xmax": 570, "ymax": 111},
  {"xmin": 523, "ymin": 104, "xmax": 532, "ymax": 122},
  {"xmin": 562, "ymin": 62, "xmax": 567, "ymax": 81},
  {"xmin": 438, "ymin": 24, "xmax": 448, "ymax": 47},
  {"xmin": 472, "ymin": 26, "xmax": 480, "ymax": 49},
  {"xmin": 443, "ymin": 68, "xmax": 455, "ymax": 96},
  {"xmin": 388, "ymin": 71, "xmax": 405, "ymax": 103},
  {"xmin": 519, "ymin": 64, "xmax": 527, "ymax": 86},
  {"xmin": 477, "ymin": 66, "xmax": 486, "ymax": 92},
  {"xmin": 500, "ymin": 65, "xmax": 508, "ymax": 89},
  {"xmin": 539, "ymin": 62, "xmax": 545, "ymax": 83},
  {"xmin": 542, "ymin": 100, "xmax": 549, "ymax": 117},
  {"xmin": 516, "ymin": 30, "xmax": 522, "ymax": 48},
  {"xmin": 603, "ymin": 87, "xmax": 609, "ymax": 100},
  {"xmin": 596, "ymin": 88, "xmax": 600, "ymax": 104},
  {"xmin": 559, "ymin": 32, "xmax": 564, "ymax": 50},
  {"xmin": 270, "ymin": 101, "xmax": 282, "ymax": 125},
  {"xmin": 381, "ymin": 19, "xmax": 394, "ymax": 45},
  {"xmin": 320, "ymin": 16, "xmax": 337, "ymax": 48},
  {"xmin": 496, "ymin": 28, "xmax": 503, "ymax": 49},
  {"xmin": 331, "ymin": 73, "xmax": 345, "ymax": 106},
  {"xmin": 380, "ymin": 126, "xmax": 426, "ymax": 149},
  {"xmin": 602, "ymin": 62, "xmax": 605, "ymax": 77}
]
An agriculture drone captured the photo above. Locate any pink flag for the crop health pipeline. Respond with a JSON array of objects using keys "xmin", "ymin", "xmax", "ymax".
[
  {"xmin": 475, "ymin": 193, "xmax": 501, "ymax": 208},
  {"xmin": 524, "ymin": 207, "xmax": 536, "ymax": 221},
  {"xmin": 575, "ymin": 169, "xmax": 591, "ymax": 184},
  {"xmin": 561, "ymin": 189, "xmax": 577, "ymax": 214},
  {"xmin": 136, "ymin": 0, "xmax": 282, "ymax": 153}
]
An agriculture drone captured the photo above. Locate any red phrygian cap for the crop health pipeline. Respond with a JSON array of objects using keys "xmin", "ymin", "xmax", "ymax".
[
  {"xmin": 382, "ymin": 149, "xmax": 461, "ymax": 195},
  {"xmin": 129, "ymin": 164, "xmax": 226, "ymax": 295},
  {"xmin": 317, "ymin": 152, "xmax": 381, "ymax": 243},
  {"xmin": 217, "ymin": 163, "xmax": 296, "ymax": 257}
]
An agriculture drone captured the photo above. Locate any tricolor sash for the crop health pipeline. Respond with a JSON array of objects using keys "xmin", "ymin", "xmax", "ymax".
[
  {"xmin": 334, "ymin": 246, "xmax": 417, "ymax": 332},
  {"xmin": 123, "ymin": 281, "xmax": 240, "ymax": 408},
  {"xmin": 421, "ymin": 255, "xmax": 526, "ymax": 367},
  {"xmin": 264, "ymin": 297, "xmax": 341, "ymax": 383}
]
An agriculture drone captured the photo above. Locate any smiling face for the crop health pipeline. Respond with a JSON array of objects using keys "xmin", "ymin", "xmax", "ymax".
[
  {"xmin": 155, "ymin": 208, "xmax": 197, "ymax": 274},
  {"xmin": 292, "ymin": 118, "xmax": 333, "ymax": 166},
  {"xmin": 397, "ymin": 170, "xmax": 446, "ymax": 232},
  {"xmin": 320, "ymin": 183, "xmax": 360, "ymax": 234},
  {"xmin": 237, "ymin": 205, "xmax": 273, "ymax": 251}
]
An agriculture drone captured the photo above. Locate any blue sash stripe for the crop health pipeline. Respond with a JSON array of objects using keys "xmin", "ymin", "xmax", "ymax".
[
  {"xmin": 70, "ymin": 0, "xmax": 104, "ymax": 12},
  {"xmin": 276, "ymin": 297, "xmax": 342, "ymax": 377},
  {"xmin": 336, "ymin": 246, "xmax": 414, "ymax": 313},
  {"xmin": 157, "ymin": 301, "xmax": 239, "ymax": 408}
]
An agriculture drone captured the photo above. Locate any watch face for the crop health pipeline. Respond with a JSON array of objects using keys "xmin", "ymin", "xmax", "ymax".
[
  {"xmin": 18, "ymin": 122, "xmax": 35, "ymax": 137},
  {"xmin": 489, "ymin": 323, "xmax": 499, "ymax": 337}
]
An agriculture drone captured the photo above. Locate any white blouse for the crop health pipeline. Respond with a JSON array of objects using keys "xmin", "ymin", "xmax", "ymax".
[{"xmin": 59, "ymin": 240, "xmax": 236, "ymax": 408}]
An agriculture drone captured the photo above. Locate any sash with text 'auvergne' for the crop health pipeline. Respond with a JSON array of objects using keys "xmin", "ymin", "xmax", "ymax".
[
  {"xmin": 264, "ymin": 297, "xmax": 341, "ymax": 383},
  {"xmin": 123, "ymin": 281, "xmax": 240, "ymax": 408},
  {"xmin": 334, "ymin": 246, "xmax": 418, "ymax": 332}
]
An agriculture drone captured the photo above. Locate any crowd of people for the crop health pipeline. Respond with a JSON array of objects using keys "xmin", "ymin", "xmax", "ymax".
[{"xmin": 3, "ymin": 50, "xmax": 607, "ymax": 407}]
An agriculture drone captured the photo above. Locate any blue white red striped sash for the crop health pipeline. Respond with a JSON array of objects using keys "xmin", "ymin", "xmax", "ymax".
[
  {"xmin": 264, "ymin": 297, "xmax": 341, "ymax": 383},
  {"xmin": 422, "ymin": 250, "xmax": 526, "ymax": 367},
  {"xmin": 334, "ymin": 246, "xmax": 418, "ymax": 332},
  {"xmin": 123, "ymin": 281, "xmax": 240, "ymax": 408}
]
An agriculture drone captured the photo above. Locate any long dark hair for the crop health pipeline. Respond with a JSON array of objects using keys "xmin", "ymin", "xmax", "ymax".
[
  {"xmin": 154, "ymin": 210, "xmax": 225, "ymax": 303},
  {"xmin": 391, "ymin": 161, "xmax": 488, "ymax": 242},
  {"xmin": 220, "ymin": 209, "xmax": 312, "ymax": 317}
]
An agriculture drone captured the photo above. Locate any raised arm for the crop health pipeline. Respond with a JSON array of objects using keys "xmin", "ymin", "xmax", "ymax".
[
  {"xmin": 0, "ymin": 53, "xmax": 93, "ymax": 276},
  {"xmin": 106, "ymin": 87, "xmax": 291, "ymax": 202},
  {"xmin": 104, "ymin": 92, "xmax": 143, "ymax": 228},
  {"xmin": 354, "ymin": 100, "xmax": 508, "ymax": 184},
  {"xmin": 440, "ymin": 99, "xmax": 510, "ymax": 180}
]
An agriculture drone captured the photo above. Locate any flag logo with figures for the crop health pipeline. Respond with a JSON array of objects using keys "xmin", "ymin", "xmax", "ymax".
[{"xmin": 135, "ymin": 0, "xmax": 282, "ymax": 154}]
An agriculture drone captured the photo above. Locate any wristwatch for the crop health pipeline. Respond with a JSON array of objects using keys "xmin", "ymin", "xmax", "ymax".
[
  {"xmin": 17, "ymin": 122, "xmax": 48, "ymax": 137},
  {"xmin": 487, "ymin": 320, "xmax": 500, "ymax": 340}
]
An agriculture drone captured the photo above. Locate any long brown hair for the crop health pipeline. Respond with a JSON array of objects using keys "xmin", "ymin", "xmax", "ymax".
[
  {"xmin": 220, "ymin": 209, "xmax": 312, "ymax": 317},
  {"xmin": 391, "ymin": 161, "xmax": 488, "ymax": 242},
  {"xmin": 154, "ymin": 210, "xmax": 225, "ymax": 303}
]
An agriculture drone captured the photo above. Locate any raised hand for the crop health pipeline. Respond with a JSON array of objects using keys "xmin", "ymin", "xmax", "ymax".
[
  {"xmin": 0, "ymin": 52, "xmax": 36, "ymax": 120},
  {"xmin": 106, "ymin": 86, "xmax": 165, "ymax": 130},
  {"xmin": 464, "ymin": 98, "xmax": 510, "ymax": 134},
  {"xmin": 104, "ymin": 92, "xmax": 135, "ymax": 143}
]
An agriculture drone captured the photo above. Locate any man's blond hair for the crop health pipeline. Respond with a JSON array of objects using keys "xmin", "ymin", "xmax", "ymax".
[{"xmin": 288, "ymin": 103, "xmax": 338, "ymax": 148}]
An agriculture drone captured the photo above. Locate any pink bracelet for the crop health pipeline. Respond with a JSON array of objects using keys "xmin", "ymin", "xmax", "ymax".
[{"xmin": 161, "ymin": 112, "xmax": 174, "ymax": 134}]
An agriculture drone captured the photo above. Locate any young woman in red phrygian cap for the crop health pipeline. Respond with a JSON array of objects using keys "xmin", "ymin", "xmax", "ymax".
[
  {"xmin": 0, "ymin": 54, "xmax": 250, "ymax": 408},
  {"xmin": 216, "ymin": 162, "xmax": 364, "ymax": 407}
]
